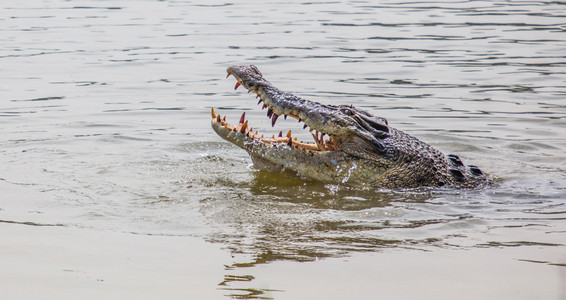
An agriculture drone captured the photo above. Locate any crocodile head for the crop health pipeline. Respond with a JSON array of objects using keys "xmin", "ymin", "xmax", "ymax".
[{"xmin": 211, "ymin": 65, "xmax": 491, "ymax": 189}]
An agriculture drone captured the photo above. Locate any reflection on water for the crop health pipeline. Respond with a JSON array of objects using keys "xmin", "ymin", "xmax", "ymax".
[
  {"xmin": 1, "ymin": 0, "xmax": 566, "ymax": 298},
  {"xmin": 202, "ymin": 161, "xmax": 565, "ymax": 259},
  {"xmin": 202, "ymin": 161, "xmax": 566, "ymax": 298}
]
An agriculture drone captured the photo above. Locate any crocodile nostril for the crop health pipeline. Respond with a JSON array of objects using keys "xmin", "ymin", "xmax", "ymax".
[{"xmin": 250, "ymin": 65, "xmax": 262, "ymax": 75}]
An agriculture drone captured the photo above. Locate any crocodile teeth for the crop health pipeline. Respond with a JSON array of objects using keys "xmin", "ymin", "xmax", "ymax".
[
  {"xmin": 312, "ymin": 131, "xmax": 327, "ymax": 151},
  {"xmin": 221, "ymin": 71, "xmax": 339, "ymax": 153},
  {"xmin": 211, "ymin": 107, "xmax": 216, "ymax": 118}
]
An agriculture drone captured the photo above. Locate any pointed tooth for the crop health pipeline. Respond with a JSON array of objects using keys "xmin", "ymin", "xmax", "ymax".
[
  {"xmin": 284, "ymin": 115, "xmax": 287, "ymax": 120},
  {"xmin": 303, "ymin": 124, "xmax": 307, "ymax": 129},
  {"xmin": 211, "ymin": 107, "xmax": 216, "ymax": 118},
  {"xmin": 257, "ymin": 99, "xmax": 262, "ymax": 105},
  {"xmin": 262, "ymin": 104, "xmax": 267, "ymax": 110},
  {"xmin": 226, "ymin": 72, "xmax": 232, "ymax": 79},
  {"xmin": 239, "ymin": 112, "xmax": 246, "ymax": 124},
  {"xmin": 278, "ymin": 131, "xmax": 283, "ymax": 137},
  {"xmin": 216, "ymin": 115, "xmax": 221, "ymax": 122},
  {"xmin": 271, "ymin": 114, "xmax": 278, "ymax": 127},
  {"xmin": 223, "ymin": 116, "xmax": 226, "ymax": 122},
  {"xmin": 234, "ymin": 81, "xmax": 241, "ymax": 90},
  {"xmin": 267, "ymin": 108, "xmax": 273, "ymax": 118},
  {"xmin": 286, "ymin": 130, "xmax": 292, "ymax": 138},
  {"xmin": 240, "ymin": 120, "xmax": 248, "ymax": 133},
  {"xmin": 287, "ymin": 137, "xmax": 293, "ymax": 146}
]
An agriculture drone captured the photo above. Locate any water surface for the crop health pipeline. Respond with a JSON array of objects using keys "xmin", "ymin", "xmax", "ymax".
[{"xmin": 1, "ymin": 0, "xmax": 565, "ymax": 299}]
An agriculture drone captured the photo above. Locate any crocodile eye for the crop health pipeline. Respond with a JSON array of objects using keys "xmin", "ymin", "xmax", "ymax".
[{"xmin": 342, "ymin": 108, "xmax": 354, "ymax": 116}]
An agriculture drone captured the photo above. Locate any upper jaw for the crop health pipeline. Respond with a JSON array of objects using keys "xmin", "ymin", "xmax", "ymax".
[
  {"xmin": 224, "ymin": 65, "xmax": 347, "ymax": 152},
  {"xmin": 226, "ymin": 65, "xmax": 389, "ymax": 154},
  {"xmin": 226, "ymin": 65, "xmax": 346, "ymax": 137}
]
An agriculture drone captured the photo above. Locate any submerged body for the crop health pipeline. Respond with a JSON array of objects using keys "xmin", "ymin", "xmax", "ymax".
[{"xmin": 212, "ymin": 65, "xmax": 491, "ymax": 189}]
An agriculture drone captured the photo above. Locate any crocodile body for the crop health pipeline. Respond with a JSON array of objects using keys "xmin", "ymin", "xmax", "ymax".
[{"xmin": 211, "ymin": 65, "xmax": 491, "ymax": 189}]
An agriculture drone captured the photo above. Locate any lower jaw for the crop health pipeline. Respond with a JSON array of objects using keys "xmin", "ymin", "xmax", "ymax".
[{"xmin": 211, "ymin": 108, "xmax": 336, "ymax": 153}]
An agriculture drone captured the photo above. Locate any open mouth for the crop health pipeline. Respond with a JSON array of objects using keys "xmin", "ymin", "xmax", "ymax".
[{"xmin": 211, "ymin": 71, "xmax": 338, "ymax": 152}]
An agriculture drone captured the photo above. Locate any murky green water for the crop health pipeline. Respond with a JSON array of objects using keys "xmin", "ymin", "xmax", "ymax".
[{"xmin": 1, "ymin": 0, "xmax": 565, "ymax": 299}]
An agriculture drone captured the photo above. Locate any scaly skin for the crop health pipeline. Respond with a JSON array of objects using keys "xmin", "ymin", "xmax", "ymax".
[{"xmin": 211, "ymin": 65, "xmax": 491, "ymax": 189}]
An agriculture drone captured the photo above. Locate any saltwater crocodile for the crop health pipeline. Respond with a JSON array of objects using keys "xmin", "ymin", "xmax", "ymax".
[{"xmin": 211, "ymin": 65, "xmax": 491, "ymax": 189}]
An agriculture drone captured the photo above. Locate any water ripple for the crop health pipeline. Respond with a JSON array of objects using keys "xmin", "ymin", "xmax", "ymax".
[{"xmin": 1, "ymin": 0, "xmax": 565, "ymax": 298}]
